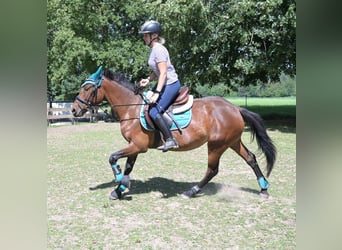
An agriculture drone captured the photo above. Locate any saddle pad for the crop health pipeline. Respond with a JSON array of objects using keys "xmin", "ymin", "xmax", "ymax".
[{"xmin": 140, "ymin": 105, "xmax": 192, "ymax": 131}]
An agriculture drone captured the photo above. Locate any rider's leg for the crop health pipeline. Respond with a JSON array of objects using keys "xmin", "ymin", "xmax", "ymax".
[
  {"xmin": 149, "ymin": 80, "xmax": 180, "ymax": 152},
  {"xmin": 153, "ymin": 113, "xmax": 178, "ymax": 151}
]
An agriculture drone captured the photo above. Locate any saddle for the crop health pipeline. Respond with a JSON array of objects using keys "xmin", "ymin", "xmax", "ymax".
[
  {"xmin": 142, "ymin": 87, "xmax": 193, "ymax": 130},
  {"xmin": 173, "ymin": 86, "xmax": 190, "ymax": 106}
]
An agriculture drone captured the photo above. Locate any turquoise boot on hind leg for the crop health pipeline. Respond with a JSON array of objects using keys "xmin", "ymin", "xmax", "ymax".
[{"xmin": 258, "ymin": 177, "xmax": 270, "ymax": 197}]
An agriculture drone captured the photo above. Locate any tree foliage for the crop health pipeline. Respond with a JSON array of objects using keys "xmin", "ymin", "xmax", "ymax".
[{"xmin": 47, "ymin": 0, "xmax": 296, "ymax": 101}]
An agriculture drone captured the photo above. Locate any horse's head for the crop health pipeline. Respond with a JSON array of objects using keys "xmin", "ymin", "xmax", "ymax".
[{"xmin": 72, "ymin": 66, "xmax": 105, "ymax": 117}]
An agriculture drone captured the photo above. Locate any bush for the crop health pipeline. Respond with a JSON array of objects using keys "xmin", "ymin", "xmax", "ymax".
[
  {"xmin": 195, "ymin": 82, "xmax": 228, "ymax": 97},
  {"xmin": 280, "ymin": 72, "xmax": 296, "ymax": 96},
  {"xmin": 229, "ymin": 73, "xmax": 296, "ymax": 97},
  {"xmin": 195, "ymin": 83, "xmax": 211, "ymax": 97},
  {"xmin": 210, "ymin": 83, "xmax": 229, "ymax": 97}
]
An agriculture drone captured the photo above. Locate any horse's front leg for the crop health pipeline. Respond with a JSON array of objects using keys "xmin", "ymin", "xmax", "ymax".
[
  {"xmin": 108, "ymin": 144, "xmax": 143, "ymax": 200},
  {"xmin": 109, "ymin": 154, "xmax": 137, "ymax": 200}
]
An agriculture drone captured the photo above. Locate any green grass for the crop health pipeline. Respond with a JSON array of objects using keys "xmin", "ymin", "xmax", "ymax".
[
  {"xmin": 227, "ymin": 96, "xmax": 296, "ymax": 106},
  {"xmin": 227, "ymin": 96, "xmax": 296, "ymax": 121},
  {"xmin": 47, "ymin": 121, "xmax": 296, "ymax": 249}
]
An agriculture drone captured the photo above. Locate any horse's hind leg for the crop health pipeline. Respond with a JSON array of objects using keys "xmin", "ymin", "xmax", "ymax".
[
  {"xmin": 182, "ymin": 143, "xmax": 226, "ymax": 198},
  {"xmin": 231, "ymin": 140, "xmax": 270, "ymax": 197}
]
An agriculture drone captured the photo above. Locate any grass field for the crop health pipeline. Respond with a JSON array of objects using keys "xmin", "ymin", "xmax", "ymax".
[
  {"xmin": 227, "ymin": 96, "xmax": 296, "ymax": 107},
  {"xmin": 227, "ymin": 96, "xmax": 296, "ymax": 121},
  {"xmin": 47, "ymin": 116, "xmax": 296, "ymax": 249}
]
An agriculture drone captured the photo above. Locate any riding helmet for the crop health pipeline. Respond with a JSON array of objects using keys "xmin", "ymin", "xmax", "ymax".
[{"xmin": 138, "ymin": 20, "xmax": 162, "ymax": 35}]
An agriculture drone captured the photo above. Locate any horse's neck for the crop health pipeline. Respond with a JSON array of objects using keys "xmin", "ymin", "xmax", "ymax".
[{"xmin": 102, "ymin": 80, "xmax": 141, "ymax": 120}]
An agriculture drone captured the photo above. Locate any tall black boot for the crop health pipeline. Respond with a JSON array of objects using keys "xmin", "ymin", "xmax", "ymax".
[{"xmin": 154, "ymin": 114, "xmax": 179, "ymax": 152}]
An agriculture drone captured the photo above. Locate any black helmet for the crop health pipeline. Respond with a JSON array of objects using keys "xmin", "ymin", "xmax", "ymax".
[{"xmin": 138, "ymin": 20, "xmax": 162, "ymax": 35}]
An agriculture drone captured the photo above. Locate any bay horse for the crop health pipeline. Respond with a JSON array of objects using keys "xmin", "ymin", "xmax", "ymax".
[{"xmin": 72, "ymin": 67, "xmax": 277, "ymax": 200}]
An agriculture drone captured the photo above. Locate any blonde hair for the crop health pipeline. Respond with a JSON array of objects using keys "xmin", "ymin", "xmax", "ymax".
[{"xmin": 158, "ymin": 36, "xmax": 166, "ymax": 45}]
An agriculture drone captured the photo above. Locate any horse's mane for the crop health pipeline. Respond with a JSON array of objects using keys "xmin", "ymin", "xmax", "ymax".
[{"xmin": 103, "ymin": 69, "xmax": 136, "ymax": 92}]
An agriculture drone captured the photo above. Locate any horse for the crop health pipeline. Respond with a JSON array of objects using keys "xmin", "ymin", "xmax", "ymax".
[{"xmin": 72, "ymin": 67, "xmax": 277, "ymax": 200}]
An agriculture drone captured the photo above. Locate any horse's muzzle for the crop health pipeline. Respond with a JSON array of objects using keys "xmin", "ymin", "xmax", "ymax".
[
  {"xmin": 71, "ymin": 104, "xmax": 86, "ymax": 117},
  {"xmin": 71, "ymin": 107, "xmax": 77, "ymax": 117}
]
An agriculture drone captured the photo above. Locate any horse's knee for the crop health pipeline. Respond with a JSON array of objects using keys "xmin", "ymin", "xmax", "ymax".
[{"xmin": 109, "ymin": 151, "xmax": 122, "ymax": 165}]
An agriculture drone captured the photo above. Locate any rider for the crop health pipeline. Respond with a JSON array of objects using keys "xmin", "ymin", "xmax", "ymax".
[{"xmin": 139, "ymin": 20, "xmax": 180, "ymax": 152}]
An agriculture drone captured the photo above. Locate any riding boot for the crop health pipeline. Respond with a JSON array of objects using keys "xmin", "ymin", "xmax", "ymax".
[{"xmin": 154, "ymin": 114, "xmax": 179, "ymax": 152}]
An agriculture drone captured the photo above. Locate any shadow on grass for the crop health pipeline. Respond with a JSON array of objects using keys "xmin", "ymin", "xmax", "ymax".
[
  {"xmin": 264, "ymin": 119, "xmax": 296, "ymax": 133},
  {"xmin": 89, "ymin": 177, "xmax": 261, "ymax": 199},
  {"xmin": 246, "ymin": 104, "xmax": 296, "ymax": 134}
]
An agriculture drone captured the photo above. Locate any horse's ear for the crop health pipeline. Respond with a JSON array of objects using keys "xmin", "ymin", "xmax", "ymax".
[
  {"xmin": 88, "ymin": 66, "xmax": 103, "ymax": 81},
  {"xmin": 81, "ymin": 66, "xmax": 104, "ymax": 87},
  {"xmin": 95, "ymin": 66, "xmax": 103, "ymax": 75}
]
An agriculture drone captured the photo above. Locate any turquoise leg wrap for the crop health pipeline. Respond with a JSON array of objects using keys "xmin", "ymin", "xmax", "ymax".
[
  {"xmin": 111, "ymin": 164, "xmax": 123, "ymax": 182},
  {"xmin": 258, "ymin": 177, "xmax": 269, "ymax": 189},
  {"xmin": 119, "ymin": 184, "xmax": 127, "ymax": 192}
]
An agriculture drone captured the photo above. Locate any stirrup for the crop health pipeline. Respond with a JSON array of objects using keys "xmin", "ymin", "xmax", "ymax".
[{"xmin": 157, "ymin": 138, "xmax": 179, "ymax": 152}]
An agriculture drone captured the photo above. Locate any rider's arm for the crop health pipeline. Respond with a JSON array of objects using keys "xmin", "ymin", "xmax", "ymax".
[{"xmin": 155, "ymin": 61, "xmax": 167, "ymax": 93}]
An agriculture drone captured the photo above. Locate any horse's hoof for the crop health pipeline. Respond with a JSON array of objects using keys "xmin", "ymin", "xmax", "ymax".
[
  {"xmin": 109, "ymin": 189, "xmax": 122, "ymax": 200},
  {"xmin": 181, "ymin": 190, "xmax": 195, "ymax": 199},
  {"xmin": 260, "ymin": 189, "xmax": 269, "ymax": 198},
  {"xmin": 181, "ymin": 186, "xmax": 201, "ymax": 199},
  {"xmin": 181, "ymin": 192, "xmax": 192, "ymax": 199}
]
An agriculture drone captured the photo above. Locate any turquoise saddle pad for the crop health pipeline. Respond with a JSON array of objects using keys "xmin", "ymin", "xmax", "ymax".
[{"xmin": 140, "ymin": 105, "xmax": 192, "ymax": 131}]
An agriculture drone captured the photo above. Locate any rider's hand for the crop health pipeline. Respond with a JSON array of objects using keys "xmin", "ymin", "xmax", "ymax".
[
  {"xmin": 139, "ymin": 78, "xmax": 149, "ymax": 87},
  {"xmin": 149, "ymin": 92, "xmax": 159, "ymax": 104}
]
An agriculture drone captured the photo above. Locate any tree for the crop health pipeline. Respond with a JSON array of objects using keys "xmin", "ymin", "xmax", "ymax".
[
  {"xmin": 47, "ymin": 0, "xmax": 296, "ymax": 100},
  {"xmin": 47, "ymin": 0, "xmax": 150, "ymax": 100},
  {"xmin": 148, "ymin": 0, "xmax": 296, "ymax": 88}
]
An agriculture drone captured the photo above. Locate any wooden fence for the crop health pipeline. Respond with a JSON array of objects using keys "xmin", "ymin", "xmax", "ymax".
[{"xmin": 47, "ymin": 107, "xmax": 98, "ymax": 126}]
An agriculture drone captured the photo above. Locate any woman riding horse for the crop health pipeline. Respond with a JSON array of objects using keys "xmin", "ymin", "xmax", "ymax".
[
  {"xmin": 138, "ymin": 20, "xmax": 180, "ymax": 152},
  {"xmin": 72, "ymin": 65, "xmax": 277, "ymax": 200}
]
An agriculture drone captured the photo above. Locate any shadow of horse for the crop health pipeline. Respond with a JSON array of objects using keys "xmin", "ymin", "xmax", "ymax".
[{"xmin": 89, "ymin": 177, "xmax": 261, "ymax": 199}]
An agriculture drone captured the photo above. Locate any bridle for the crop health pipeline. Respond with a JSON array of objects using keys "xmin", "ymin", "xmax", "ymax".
[
  {"xmin": 75, "ymin": 79, "xmax": 149, "ymax": 115},
  {"xmin": 75, "ymin": 83, "xmax": 99, "ymax": 112}
]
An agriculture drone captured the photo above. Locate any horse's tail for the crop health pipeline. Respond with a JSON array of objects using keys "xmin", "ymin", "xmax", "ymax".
[{"xmin": 239, "ymin": 107, "xmax": 277, "ymax": 177}]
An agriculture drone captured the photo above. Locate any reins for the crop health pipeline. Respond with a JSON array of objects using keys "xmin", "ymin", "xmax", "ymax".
[
  {"xmin": 104, "ymin": 89, "xmax": 149, "ymax": 109},
  {"xmin": 76, "ymin": 76, "xmax": 152, "ymax": 120},
  {"xmin": 76, "ymin": 84, "xmax": 149, "ymax": 112}
]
